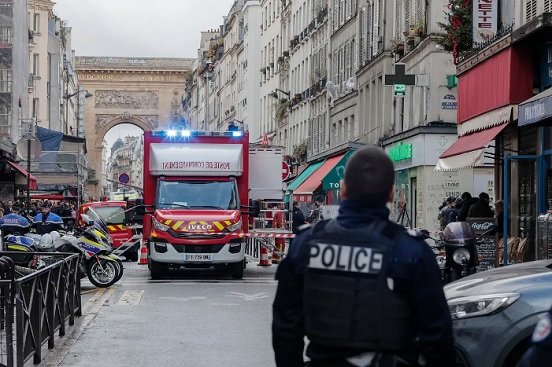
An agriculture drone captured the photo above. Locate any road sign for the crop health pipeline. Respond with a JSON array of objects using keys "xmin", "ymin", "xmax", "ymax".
[
  {"xmin": 282, "ymin": 162, "xmax": 290, "ymax": 181},
  {"xmin": 119, "ymin": 173, "xmax": 130, "ymax": 184}
]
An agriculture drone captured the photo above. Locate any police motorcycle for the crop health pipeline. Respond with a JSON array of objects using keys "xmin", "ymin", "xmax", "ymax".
[
  {"xmin": 0, "ymin": 215, "xmax": 64, "ymax": 274},
  {"xmin": 53, "ymin": 214, "xmax": 123, "ymax": 288}
]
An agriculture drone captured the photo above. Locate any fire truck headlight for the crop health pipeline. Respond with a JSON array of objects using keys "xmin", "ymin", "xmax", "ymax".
[
  {"xmin": 152, "ymin": 217, "xmax": 170, "ymax": 232},
  {"xmin": 226, "ymin": 220, "xmax": 242, "ymax": 232}
]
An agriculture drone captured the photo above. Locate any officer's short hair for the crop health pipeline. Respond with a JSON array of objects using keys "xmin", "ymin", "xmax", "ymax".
[{"xmin": 344, "ymin": 146, "xmax": 395, "ymax": 205}]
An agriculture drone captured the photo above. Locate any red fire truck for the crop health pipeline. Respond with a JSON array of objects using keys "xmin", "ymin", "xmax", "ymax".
[{"xmin": 140, "ymin": 128, "xmax": 282, "ymax": 279}]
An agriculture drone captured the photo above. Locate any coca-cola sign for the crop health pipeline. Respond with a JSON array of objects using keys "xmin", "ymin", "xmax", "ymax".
[{"xmin": 467, "ymin": 218, "xmax": 495, "ymax": 235}]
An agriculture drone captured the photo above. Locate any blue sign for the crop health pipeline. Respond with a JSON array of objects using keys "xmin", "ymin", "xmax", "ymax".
[
  {"xmin": 441, "ymin": 94, "xmax": 457, "ymax": 110},
  {"xmin": 519, "ymin": 93, "xmax": 552, "ymax": 127},
  {"xmin": 118, "ymin": 173, "xmax": 130, "ymax": 184}
]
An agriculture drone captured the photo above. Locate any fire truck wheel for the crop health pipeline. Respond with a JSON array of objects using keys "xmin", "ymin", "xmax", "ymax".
[
  {"xmin": 150, "ymin": 260, "xmax": 166, "ymax": 279},
  {"xmin": 127, "ymin": 250, "xmax": 139, "ymax": 262},
  {"xmin": 230, "ymin": 260, "xmax": 244, "ymax": 279}
]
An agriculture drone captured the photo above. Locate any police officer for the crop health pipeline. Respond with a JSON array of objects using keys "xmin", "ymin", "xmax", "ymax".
[
  {"xmin": 33, "ymin": 203, "xmax": 64, "ymax": 235},
  {"xmin": 272, "ymin": 146, "xmax": 455, "ymax": 367},
  {"xmin": 519, "ymin": 306, "xmax": 552, "ymax": 366},
  {"xmin": 0, "ymin": 205, "xmax": 31, "ymax": 235}
]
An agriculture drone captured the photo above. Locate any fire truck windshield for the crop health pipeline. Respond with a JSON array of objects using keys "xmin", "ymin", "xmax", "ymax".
[{"xmin": 156, "ymin": 180, "xmax": 239, "ymax": 210}]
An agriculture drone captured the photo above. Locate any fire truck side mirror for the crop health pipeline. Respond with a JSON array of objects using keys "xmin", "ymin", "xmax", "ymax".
[{"xmin": 135, "ymin": 199, "xmax": 146, "ymax": 215}]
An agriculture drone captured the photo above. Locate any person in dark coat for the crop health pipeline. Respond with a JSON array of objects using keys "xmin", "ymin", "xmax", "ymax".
[
  {"xmin": 446, "ymin": 197, "xmax": 463, "ymax": 223},
  {"xmin": 457, "ymin": 192, "xmax": 476, "ymax": 222},
  {"xmin": 467, "ymin": 192, "xmax": 494, "ymax": 219},
  {"xmin": 272, "ymin": 146, "xmax": 454, "ymax": 367},
  {"xmin": 291, "ymin": 201, "xmax": 306, "ymax": 234}
]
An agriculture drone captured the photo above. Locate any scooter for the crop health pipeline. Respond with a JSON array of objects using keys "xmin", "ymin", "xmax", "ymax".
[{"xmin": 53, "ymin": 215, "xmax": 123, "ymax": 288}]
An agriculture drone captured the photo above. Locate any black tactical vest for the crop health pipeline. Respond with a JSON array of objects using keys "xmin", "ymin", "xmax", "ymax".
[{"xmin": 303, "ymin": 219, "xmax": 414, "ymax": 351}]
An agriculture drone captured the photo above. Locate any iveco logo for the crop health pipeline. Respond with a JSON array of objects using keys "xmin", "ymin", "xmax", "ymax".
[{"xmin": 187, "ymin": 224, "xmax": 212, "ymax": 231}]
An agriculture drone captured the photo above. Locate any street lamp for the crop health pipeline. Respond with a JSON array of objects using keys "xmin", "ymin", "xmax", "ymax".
[{"xmin": 270, "ymin": 89, "xmax": 291, "ymax": 99}]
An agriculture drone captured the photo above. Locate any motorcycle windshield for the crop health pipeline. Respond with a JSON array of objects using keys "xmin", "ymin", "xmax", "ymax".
[{"xmin": 84, "ymin": 228, "xmax": 112, "ymax": 251}]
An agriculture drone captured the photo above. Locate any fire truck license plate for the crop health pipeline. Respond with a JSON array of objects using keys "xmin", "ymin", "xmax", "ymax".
[{"xmin": 184, "ymin": 254, "xmax": 213, "ymax": 262}]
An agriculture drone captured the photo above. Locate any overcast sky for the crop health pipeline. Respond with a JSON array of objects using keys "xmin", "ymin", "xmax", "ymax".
[
  {"xmin": 55, "ymin": 0, "xmax": 234, "ymax": 150},
  {"xmin": 54, "ymin": 0, "xmax": 234, "ymax": 58}
]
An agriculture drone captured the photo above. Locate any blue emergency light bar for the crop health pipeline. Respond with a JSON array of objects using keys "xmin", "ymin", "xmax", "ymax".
[{"xmin": 151, "ymin": 129, "xmax": 244, "ymax": 138}]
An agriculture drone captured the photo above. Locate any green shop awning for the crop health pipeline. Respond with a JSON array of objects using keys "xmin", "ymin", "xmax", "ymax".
[
  {"xmin": 322, "ymin": 151, "xmax": 353, "ymax": 191},
  {"xmin": 286, "ymin": 160, "xmax": 325, "ymax": 193}
]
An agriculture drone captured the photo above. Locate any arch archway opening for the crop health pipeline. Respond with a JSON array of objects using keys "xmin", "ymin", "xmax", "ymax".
[{"xmin": 101, "ymin": 123, "xmax": 145, "ymax": 200}]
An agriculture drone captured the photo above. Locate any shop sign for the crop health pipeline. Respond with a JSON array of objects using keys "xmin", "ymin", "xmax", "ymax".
[
  {"xmin": 441, "ymin": 94, "xmax": 457, "ymax": 110},
  {"xmin": 322, "ymin": 151, "xmax": 352, "ymax": 191},
  {"xmin": 519, "ymin": 95, "xmax": 552, "ymax": 127},
  {"xmin": 473, "ymin": 0, "xmax": 498, "ymax": 44},
  {"xmin": 388, "ymin": 143, "xmax": 413, "ymax": 162}
]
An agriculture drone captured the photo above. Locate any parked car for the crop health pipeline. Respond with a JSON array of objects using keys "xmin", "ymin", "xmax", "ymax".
[{"xmin": 445, "ymin": 260, "xmax": 552, "ymax": 367}]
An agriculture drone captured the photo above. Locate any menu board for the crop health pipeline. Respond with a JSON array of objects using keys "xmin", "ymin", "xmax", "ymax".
[{"xmin": 466, "ymin": 218, "xmax": 497, "ymax": 272}]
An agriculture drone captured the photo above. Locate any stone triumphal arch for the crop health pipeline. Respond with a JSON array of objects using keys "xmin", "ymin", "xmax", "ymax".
[{"xmin": 76, "ymin": 57, "xmax": 193, "ymax": 199}]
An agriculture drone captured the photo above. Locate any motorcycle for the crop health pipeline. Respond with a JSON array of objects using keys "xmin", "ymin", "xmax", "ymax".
[{"xmin": 53, "ymin": 215, "xmax": 123, "ymax": 288}]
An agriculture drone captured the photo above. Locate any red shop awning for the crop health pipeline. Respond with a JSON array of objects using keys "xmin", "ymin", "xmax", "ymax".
[
  {"xmin": 457, "ymin": 46, "xmax": 532, "ymax": 133},
  {"xmin": 294, "ymin": 153, "xmax": 345, "ymax": 195},
  {"xmin": 6, "ymin": 161, "xmax": 38, "ymax": 190},
  {"xmin": 435, "ymin": 123, "xmax": 509, "ymax": 171}
]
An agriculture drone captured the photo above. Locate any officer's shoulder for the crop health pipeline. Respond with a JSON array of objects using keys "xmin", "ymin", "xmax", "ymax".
[{"xmin": 296, "ymin": 223, "xmax": 311, "ymax": 233}]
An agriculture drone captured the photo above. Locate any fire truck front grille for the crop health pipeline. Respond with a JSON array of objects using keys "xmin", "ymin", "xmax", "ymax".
[
  {"xmin": 168, "ymin": 229, "xmax": 225, "ymax": 240},
  {"xmin": 172, "ymin": 245, "xmax": 224, "ymax": 254}
]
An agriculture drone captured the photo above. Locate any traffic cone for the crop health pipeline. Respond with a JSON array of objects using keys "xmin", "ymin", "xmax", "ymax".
[
  {"xmin": 138, "ymin": 242, "xmax": 148, "ymax": 265},
  {"xmin": 258, "ymin": 244, "xmax": 271, "ymax": 267}
]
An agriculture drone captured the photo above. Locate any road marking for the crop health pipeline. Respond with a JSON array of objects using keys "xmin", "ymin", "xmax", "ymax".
[
  {"xmin": 159, "ymin": 296, "xmax": 207, "ymax": 302},
  {"xmin": 117, "ymin": 290, "xmax": 144, "ymax": 305},
  {"xmin": 226, "ymin": 291, "xmax": 270, "ymax": 301},
  {"xmin": 121, "ymin": 281, "xmax": 277, "ymax": 287}
]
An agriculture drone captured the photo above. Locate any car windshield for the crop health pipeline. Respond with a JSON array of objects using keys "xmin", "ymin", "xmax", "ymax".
[
  {"xmin": 89, "ymin": 206, "xmax": 125, "ymax": 224},
  {"xmin": 156, "ymin": 180, "xmax": 238, "ymax": 210}
]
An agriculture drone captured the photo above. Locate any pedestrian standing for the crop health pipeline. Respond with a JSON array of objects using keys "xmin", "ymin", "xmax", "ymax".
[
  {"xmin": 272, "ymin": 146, "xmax": 454, "ymax": 367},
  {"xmin": 467, "ymin": 192, "xmax": 494, "ymax": 218},
  {"xmin": 291, "ymin": 201, "xmax": 306, "ymax": 234},
  {"xmin": 272, "ymin": 204, "xmax": 286, "ymax": 264}
]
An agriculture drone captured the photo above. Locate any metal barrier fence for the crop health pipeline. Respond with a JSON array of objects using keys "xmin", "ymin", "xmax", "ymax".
[{"xmin": 0, "ymin": 251, "xmax": 81, "ymax": 367}]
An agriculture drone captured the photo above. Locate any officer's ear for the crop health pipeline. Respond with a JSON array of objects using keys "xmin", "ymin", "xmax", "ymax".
[
  {"xmin": 340, "ymin": 180, "xmax": 348, "ymax": 200},
  {"xmin": 388, "ymin": 186, "xmax": 395, "ymax": 204}
]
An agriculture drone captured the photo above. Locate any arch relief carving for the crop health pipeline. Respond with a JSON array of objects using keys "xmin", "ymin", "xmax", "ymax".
[{"xmin": 95, "ymin": 90, "xmax": 159, "ymax": 109}]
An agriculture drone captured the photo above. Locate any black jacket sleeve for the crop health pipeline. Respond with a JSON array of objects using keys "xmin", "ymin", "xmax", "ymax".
[
  {"xmin": 272, "ymin": 256, "xmax": 305, "ymax": 367},
  {"xmin": 411, "ymin": 245, "xmax": 456, "ymax": 367}
]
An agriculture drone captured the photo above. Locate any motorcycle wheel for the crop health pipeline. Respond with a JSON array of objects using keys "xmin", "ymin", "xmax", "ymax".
[
  {"xmin": 113, "ymin": 259, "xmax": 124, "ymax": 282},
  {"xmin": 87, "ymin": 259, "xmax": 118, "ymax": 288}
]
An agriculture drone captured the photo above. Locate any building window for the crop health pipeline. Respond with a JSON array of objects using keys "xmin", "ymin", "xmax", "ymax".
[
  {"xmin": 0, "ymin": 69, "xmax": 12, "ymax": 93},
  {"xmin": 32, "ymin": 53, "xmax": 39, "ymax": 76},
  {"xmin": 33, "ymin": 13, "xmax": 40, "ymax": 32},
  {"xmin": 0, "ymin": 26, "xmax": 12, "ymax": 44}
]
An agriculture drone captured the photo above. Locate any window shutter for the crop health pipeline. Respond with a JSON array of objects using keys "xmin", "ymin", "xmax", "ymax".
[{"xmin": 372, "ymin": 0, "xmax": 379, "ymax": 57}]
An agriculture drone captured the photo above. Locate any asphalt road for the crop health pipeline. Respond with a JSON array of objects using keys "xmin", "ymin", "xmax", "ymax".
[{"xmin": 40, "ymin": 262, "xmax": 279, "ymax": 367}]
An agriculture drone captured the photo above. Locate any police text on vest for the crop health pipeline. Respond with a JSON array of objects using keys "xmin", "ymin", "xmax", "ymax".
[{"xmin": 308, "ymin": 243, "xmax": 383, "ymax": 274}]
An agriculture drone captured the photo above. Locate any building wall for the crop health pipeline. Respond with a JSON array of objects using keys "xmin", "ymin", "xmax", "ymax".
[
  {"xmin": 0, "ymin": 0, "xmax": 29, "ymax": 147},
  {"xmin": 28, "ymin": 0, "xmax": 53, "ymax": 128},
  {"xmin": 241, "ymin": 1, "xmax": 262, "ymax": 141},
  {"xmin": 259, "ymin": 0, "xmax": 283, "ymax": 141}
]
